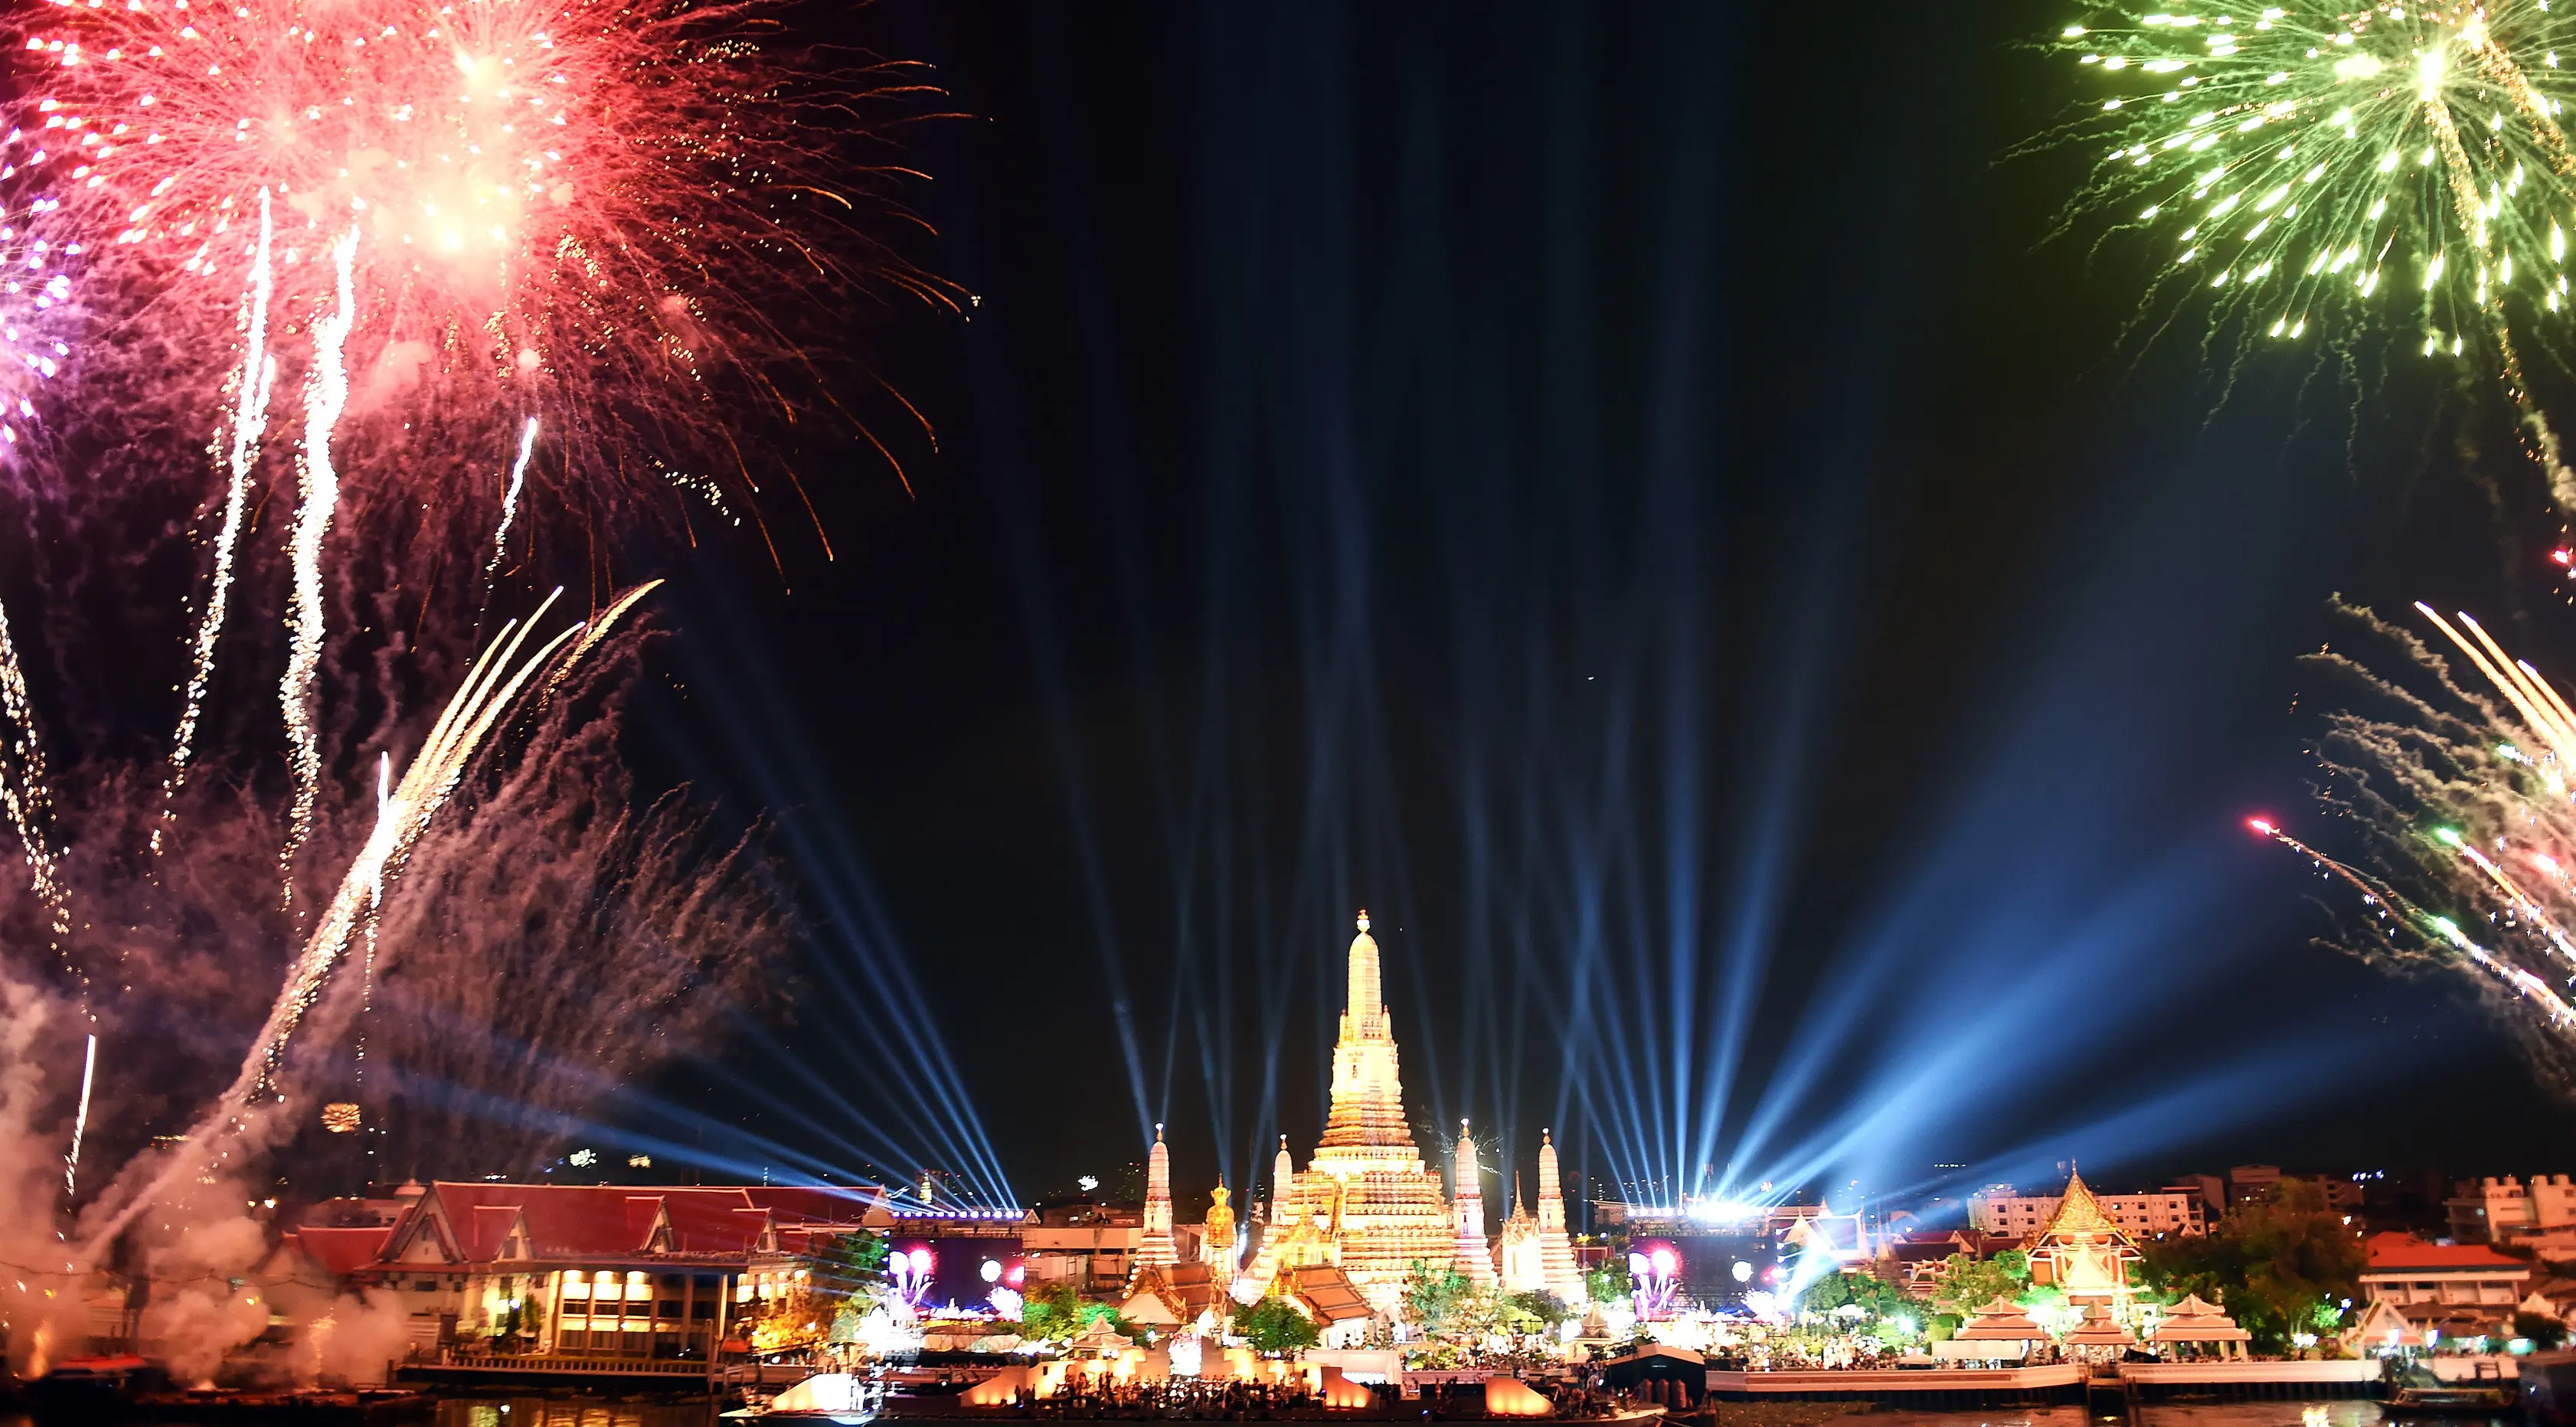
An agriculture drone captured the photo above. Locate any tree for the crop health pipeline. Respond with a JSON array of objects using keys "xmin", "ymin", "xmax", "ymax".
[
  {"xmin": 1496, "ymin": 1290, "xmax": 1574, "ymax": 1334},
  {"xmin": 2136, "ymin": 1180, "xmax": 2365, "ymax": 1354},
  {"xmin": 1929, "ymin": 1250, "xmax": 2030, "ymax": 1318},
  {"xmin": 1019, "ymin": 1282, "xmax": 1084, "ymax": 1342},
  {"xmin": 2518, "ymin": 1311, "xmax": 2569, "ymax": 1350},
  {"xmin": 1803, "ymin": 1271, "xmax": 1911, "ymax": 1321},
  {"xmin": 1583, "ymin": 1266, "xmax": 1626, "ymax": 1305},
  {"xmin": 1402, "ymin": 1260, "xmax": 1473, "ymax": 1335},
  {"xmin": 803, "ymin": 1230, "xmax": 889, "ymax": 1309},
  {"xmin": 1231, "ymin": 1298, "xmax": 1320, "ymax": 1356}
]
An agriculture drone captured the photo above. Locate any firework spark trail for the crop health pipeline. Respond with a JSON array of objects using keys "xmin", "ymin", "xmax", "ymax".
[
  {"xmin": 2052, "ymin": 2, "xmax": 2576, "ymax": 508},
  {"xmin": 2286, "ymin": 604, "xmax": 2576, "ymax": 1070},
  {"xmin": 7, "ymin": 0, "xmax": 942, "ymax": 537},
  {"xmin": 279, "ymin": 227, "xmax": 357, "ymax": 895},
  {"xmin": 0, "ymin": 591, "xmax": 71, "ymax": 985},
  {"xmin": 157, "ymin": 190, "xmax": 278, "ymax": 852},
  {"xmin": 482, "ymin": 416, "xmax": 539, "ymax": 594},
  {"xmin": 2250, "ymin": 815, "xmax": 2576, "ymax": 1020},
  {"xmin": 62, "ymin": 1031, "xmax": 93, "ymax": 1198},
  {"xmin": 84, "ymin": 581, "xmax": 660, "ymax": 1249}
]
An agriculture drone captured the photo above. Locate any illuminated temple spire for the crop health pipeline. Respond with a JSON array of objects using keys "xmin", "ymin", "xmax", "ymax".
[
  {"xmin": 1348, "ymin": 908, "xmax": 1381, "ymax": 1024},
  {"xmin": 1270, "ymin": 1134, "xmax": 1294, "ymax": 1226},
  {"xmin": 1318, "ymin": 909, "xmax": 1412, "ymax": 1152},
  {"xmin": 1450, "ymin": 1118, "xmax": 1498, "ymax": 1287},
  {"xmin": 1535, "ymin": 1128, "xmax": 1584, "ymax": 1301},
  {"xmin": 1139, "ymin": 1122, "xmax": 1176, "ymax": 1271}
]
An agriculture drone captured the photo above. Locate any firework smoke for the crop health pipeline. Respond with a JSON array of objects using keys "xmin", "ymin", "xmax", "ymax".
[{"xmin": 83, "ymin": 583, "xmax": 659, "ymax": 1249}]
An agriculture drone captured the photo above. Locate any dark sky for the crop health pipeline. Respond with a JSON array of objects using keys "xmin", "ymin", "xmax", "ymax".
[{"xmin": 626, "ymin": 0, "xmax": 2576, "ymax": 1216}]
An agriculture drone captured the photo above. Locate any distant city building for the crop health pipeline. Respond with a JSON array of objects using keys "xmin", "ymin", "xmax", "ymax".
[
  {"xmin": 1968, "ymin": 1182, "xmax": 2204, "ymax": 1240},
  {"xmin": 1021, "ymin": 1200, "xmax": 1144, "ymax": 1292},
  {"xmin": 2447, "ymin": 1174, "xmax": 2576, "ymax": 1254},
  {"xmin": 2227, "ymin": 1164, "xmax": 2283, "ymax": 1206}
]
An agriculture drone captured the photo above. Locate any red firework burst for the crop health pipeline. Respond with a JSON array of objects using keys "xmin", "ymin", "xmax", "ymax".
[{"xmin": 11, "ymin": 0, "xmax": 950, "ymax": 515}]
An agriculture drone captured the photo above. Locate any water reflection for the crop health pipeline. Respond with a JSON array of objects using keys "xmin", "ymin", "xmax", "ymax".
[
  {"xmin": 434, "ymin": 1401, "xmax": 719, "ymax": 1427},
  {"xmin": 1853, "ymin": 1405, "xmax": 2499, "ymax": 1427}
]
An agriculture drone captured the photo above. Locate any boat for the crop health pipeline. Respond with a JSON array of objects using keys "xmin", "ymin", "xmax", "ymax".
[
  {"xmin": 2383, "ymin": 1382, "xmax": 2522, "ymax": 1416},
  {"xmin": 724, "ymin": 1370, "xmax": 889, "ymax": 1423}
]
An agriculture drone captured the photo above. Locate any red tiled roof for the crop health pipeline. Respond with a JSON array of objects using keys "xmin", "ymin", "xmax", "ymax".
[
  {"xmin": 743, "ymin": 1186, "xmax": 883, "ymax": 1225},
  {"xmin": 287, "ymin": 1226, "xmax": 393, "ymax": 1276},
  {"xmin": 1887, "ymin": 1242, "xmax": 1963, "ymax": 1264},
  {"xmin": 2365, "ymin": 1232, "xmax": 2531, "ymax": 1272},
  {"xmin": 420, "ymin": 1183, "xmax": 776, "ymax": 1262}
]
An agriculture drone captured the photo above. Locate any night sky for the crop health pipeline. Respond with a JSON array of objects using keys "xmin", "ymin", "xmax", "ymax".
[{"xmin": 626, "ymin": 0, "xmax": 2576, "ymax": 1215}]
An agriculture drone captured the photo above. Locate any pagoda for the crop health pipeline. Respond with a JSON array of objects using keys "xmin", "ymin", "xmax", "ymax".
[{"xmin": 1246, "ymin": 911, "xmax": 1455, "ymax": 1314}]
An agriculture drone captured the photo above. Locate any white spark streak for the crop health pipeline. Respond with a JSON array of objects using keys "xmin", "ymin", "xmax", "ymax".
[
  {"xmin": 63, "ymin": 1032, "xmax": 93, "ymax": 1197},
  {"xmin": 159, "ymin": 188, "xmax": 275, "ymax": 851},
  {"xmin": 87, "ymin": 582, "xmax": 662, "ymax": 1251},
  {"xmin": 0, "ymin": 592, "xmax": 70, "ymax": 979},
  {"xmin": 278, "ymin": 226, "xmax": 357, "ymax": 896},
  {"xmin": 483, "ymin": 416, "xmax": 538, "ymax": 591}
]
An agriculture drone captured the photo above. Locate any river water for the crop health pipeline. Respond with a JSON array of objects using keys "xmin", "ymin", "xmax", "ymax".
[{"xmin": 0, "ymin": 1398, "xmax": 2521, "ymax": 1427}]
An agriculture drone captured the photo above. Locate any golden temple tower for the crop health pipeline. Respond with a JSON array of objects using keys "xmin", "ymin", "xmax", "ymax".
[
  {"xmin": 1247, "ymin": 910, "xmax": 1455, "ymax": 1314},
  {"xmin": 1205, "ymin": 1179, "xmax": 1238, "ymax": 1290}
]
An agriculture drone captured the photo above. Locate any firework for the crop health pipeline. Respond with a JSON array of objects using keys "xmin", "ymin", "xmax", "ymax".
[
  {"xmin": 2055, "ymin": 2, "xmax": 2576, "ymax": 503},
  {"xmin": 2288, "ymin": 602, "xmax": 2576, "ymax": 1075},
  {"xmin": 0, "ymin": 593, "xmax": 70, "ymax": 978},
  {"xmin": 61, "ymin": 1030, "xmax": 91, "ymax": 1197},
  {"xmin": 279, "ymin": 226, "xmax": 355, "ymax": 888},
  {"xmin": 156, "ymin": 188, "xmax": 274, "ymax": 848},
  {"xmin": 482, "ymin": 415, "xmax": 538, "ymax": 594},
  {"xmin": 11, "ymin": 0, "xmax": 946, "ymax": 508},
  {"xmin": 85, "ymin": 580, "xmax": 660, "ymax": 1246}
]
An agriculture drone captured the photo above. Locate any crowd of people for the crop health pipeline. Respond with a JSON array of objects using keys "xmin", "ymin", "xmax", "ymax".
[{"xmin": 913, "ymin": 1368, "xmax": 1676, "ymax": 1420}]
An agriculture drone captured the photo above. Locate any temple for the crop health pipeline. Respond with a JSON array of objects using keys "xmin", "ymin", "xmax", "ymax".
[
  {"xmin": 2022, "ymin": 1168, "xmax": 2139, "ymax": 1310},
  {"xmin": 1246, "ymin": 912, "xmax": 1460, "ymax": 1314}
]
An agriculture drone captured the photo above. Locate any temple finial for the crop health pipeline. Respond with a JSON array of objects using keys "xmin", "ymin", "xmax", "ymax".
[{"xmin": 1356, "ymin": 908, "xmax": 1370, "ymax": 932}]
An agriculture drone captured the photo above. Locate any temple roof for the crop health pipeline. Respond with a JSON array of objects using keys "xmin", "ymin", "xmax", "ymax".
[
  {"xmin": 2034, "ymin": 1170, "xmax": 2122, "ymax": 1242},
  {"xmin": 1288, "ymin": 1265, "xmax": 1373, "ymax": 1324},
  {"xmin": 1952, "ymin": 1297, "xmax": 2044, "ymax": 1339},
  {"xmin": 2151, "ymin": 1294, "xmax": 2251, "ymax": 1342},
  {"xmin": 2064, "ymin": 1305, "xmax": 2139, "ymax": 1345}
]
